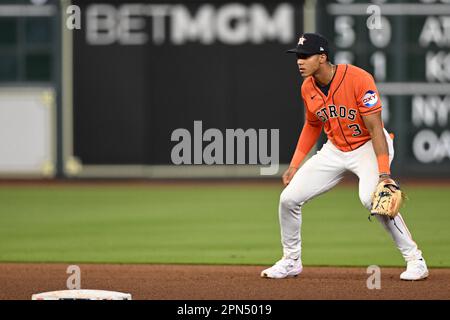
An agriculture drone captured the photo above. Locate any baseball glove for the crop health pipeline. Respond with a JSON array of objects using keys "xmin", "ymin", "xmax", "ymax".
[{"xmin": 370, "ymin": 178, "xmax": 405, "ymax": 219}]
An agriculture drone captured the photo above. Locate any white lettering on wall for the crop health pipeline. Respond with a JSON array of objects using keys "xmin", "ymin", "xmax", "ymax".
[{"xmin": 86, "ymin": 3, "xmax": 294, "ymax": 46}]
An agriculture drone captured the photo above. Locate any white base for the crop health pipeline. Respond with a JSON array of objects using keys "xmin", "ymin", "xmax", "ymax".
[{"xmin": 32, "ymin": 289, "xmax": 132, "ymax": 300}]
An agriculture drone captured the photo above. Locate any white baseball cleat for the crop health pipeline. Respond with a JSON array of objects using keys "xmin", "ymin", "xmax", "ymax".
[
  {"xmin": 400, "ymin": 258, "xmax": 429, "ymax": 281},
  {"xmin": 261, "ymin": 257, "xmax": 303, "ymax": 279}
]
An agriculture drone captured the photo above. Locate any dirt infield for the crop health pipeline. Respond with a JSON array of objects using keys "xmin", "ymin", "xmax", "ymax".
[{"xmin": 0, "ymin": 263, "xmax": 448, "ymax": 300}]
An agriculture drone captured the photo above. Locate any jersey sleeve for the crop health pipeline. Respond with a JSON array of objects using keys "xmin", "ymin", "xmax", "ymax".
[
  {"xmin": 289, "ymin": 86, "xmax": 323, "ymax": 168},
  {"xmin": 289, "ymin": 120, "xmax": 323, "ymax": 168},
  {"xmin": 301, "ymin": 84, "xmax": 321, "ymax": 125},
  {"xmin": 355, "ymin": 73, "xmax": 382, "ymax": 116},
  {"xmin": 305, "ymin": 104, "xmax": 321, "ymax": 124}
]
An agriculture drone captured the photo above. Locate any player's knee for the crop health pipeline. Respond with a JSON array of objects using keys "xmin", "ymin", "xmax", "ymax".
[
  {"xmin": 359, "ymin": 193, "xmax": 372, "ymax": 211},
  {"xmin": 279, "ymin": 189, "xmax": 301, "ymax": 212}
]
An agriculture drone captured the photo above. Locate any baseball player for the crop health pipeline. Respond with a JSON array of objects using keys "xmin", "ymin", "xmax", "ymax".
[{"xmin": 261, "ymin": 33, "xmax": 428, "ymax": 280}]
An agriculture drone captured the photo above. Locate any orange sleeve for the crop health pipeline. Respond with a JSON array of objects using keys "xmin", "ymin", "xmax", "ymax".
[
  {"xmin": 289, "ymin": 95, "xmax": 323, "ymax": 168},
  {"xmin": 356, "ymin": 73, "xmax": 383, "ymax": 116},
  {"xmin": 289, "ymin": 120, "xmax": 323, "ymax": 168}
]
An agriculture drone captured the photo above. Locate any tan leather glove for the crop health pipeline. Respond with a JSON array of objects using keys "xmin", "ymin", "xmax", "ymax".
[{"xmin": 370, "ymin": 178, "xmax": 405, "ymax": 219}]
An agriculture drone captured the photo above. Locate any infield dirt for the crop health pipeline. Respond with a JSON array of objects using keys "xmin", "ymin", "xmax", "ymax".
[{"xmin": 0, "ymin": 263, "xmax": 448, "ymax": 300}]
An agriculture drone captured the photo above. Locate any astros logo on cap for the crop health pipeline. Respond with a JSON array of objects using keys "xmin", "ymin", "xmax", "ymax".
[{"xmin": 298, "ymin": 36, "xmax": 306, "ymax": 45}]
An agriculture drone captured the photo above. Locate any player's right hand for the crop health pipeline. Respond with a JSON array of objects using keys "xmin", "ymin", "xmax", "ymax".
[{"xmin": 282, "ymin": 167, "xmax": 298, "ymax": 186}]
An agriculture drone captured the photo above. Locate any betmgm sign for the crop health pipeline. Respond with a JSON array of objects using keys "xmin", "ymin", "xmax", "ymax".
[
  {"xmin": 68, "ymin": 1, "xmax": 304, "ymax": 179},
  {"xmin": 74, "ymin": 2, "xmax": 296, "ymax": 45}
]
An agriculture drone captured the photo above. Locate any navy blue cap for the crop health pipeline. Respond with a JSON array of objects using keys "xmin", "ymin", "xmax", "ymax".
[{"xmin": 287, "ymin": 33, "xmax": 329, "ymax": 55}]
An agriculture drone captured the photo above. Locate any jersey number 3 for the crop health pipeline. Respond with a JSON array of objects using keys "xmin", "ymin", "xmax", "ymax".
[{"xmin": 348, "ymin": 124, "xmax": 362, "ymax": 137}]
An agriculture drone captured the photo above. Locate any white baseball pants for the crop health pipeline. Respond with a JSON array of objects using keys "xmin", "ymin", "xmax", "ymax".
[{"xmin": 279, "ymin": 129, "xmax": 423, "ymax": 263}]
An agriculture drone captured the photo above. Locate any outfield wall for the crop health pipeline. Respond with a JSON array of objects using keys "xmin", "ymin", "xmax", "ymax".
[{"xmin": 0, "ymin": 0, "xmax": 449, "ymax": 179}]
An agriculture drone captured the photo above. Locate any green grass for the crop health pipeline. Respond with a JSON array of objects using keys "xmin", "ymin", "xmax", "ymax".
[{"xmin": 0, "ymin": 184, "xmax": 449, "ymax": 267}]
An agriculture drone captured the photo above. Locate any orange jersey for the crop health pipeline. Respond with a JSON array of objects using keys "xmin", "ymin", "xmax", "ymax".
[{"xmin": 301, "ymin": 64, "xmax": 382, "ymax": 152}]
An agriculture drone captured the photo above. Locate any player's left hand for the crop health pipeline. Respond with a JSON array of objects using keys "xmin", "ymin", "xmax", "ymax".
[{"xmin": 370, "ymin": 177, "xmax": 404, "ymax": 219}]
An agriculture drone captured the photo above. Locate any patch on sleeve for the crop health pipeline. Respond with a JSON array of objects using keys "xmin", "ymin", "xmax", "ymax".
[{"xmin": 362, "ymin": 90, "xmax": 378, "ymax": 107}]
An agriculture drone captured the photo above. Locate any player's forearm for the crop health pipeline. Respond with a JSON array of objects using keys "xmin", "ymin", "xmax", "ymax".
[
  {"xmin": 369, "ymin": 127, "xmax": 390, "ymax": 175},
  {"xmin": 362, "ymin": 112, "xmax": 390, "ymax": 176},
  {"xmin": 289, "ymin": 121, "xmax": 323, "ymax": 168}
]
